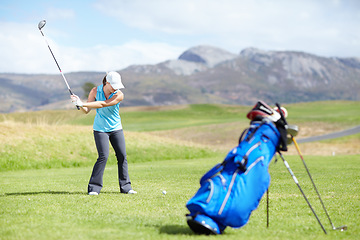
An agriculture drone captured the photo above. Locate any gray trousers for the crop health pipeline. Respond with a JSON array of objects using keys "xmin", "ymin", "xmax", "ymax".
[{"xmin": 88, "ymin": 129, "xmax": 132, "ymax": 194}]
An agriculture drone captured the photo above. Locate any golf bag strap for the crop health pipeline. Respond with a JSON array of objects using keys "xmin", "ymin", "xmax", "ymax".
[
  {"xmin": 234, "ymin": 118, "xmax": 268, "ymax": 171},
  {"xmin": 239, "ymin": 118, "xmax": 264, "ymax": 144},
  {"xmin": 275, "ymin": 119, "xmax": 288, "ymax": 151},
  {"xmin": 235, "ymin": 140, "xmax": 263, "ymax": 172},
  {"xmin": 219, "ymin": 153, "xmax": 246, "ymax": 173},
  {"xmin": 238, "ymin": 128, "xmax": 250, "ymax": 143},
  {"xmin": 275, "ymin": 103, "xmax": 288, "ymax": 152}
]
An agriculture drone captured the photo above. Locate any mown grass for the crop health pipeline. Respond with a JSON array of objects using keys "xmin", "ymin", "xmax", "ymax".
[
  {"xmin": 284, "ymin": 100, "xmax": 360, "ymax": 126},
  {"xmin": 0, "ymin": 155, "xmax": 358, "ymax": 240},
  {"xmin": 0, "ymin": 101, "xmax": 359, "ymax": 239},
  {"xmin": 121, "ymin": 104, "xmax": 249, "ymax": 132}
]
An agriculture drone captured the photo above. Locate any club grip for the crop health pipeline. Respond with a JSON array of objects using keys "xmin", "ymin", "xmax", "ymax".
[{"xmin": 69, "ymin": 90, "xmax": 80, "ymax": 110}]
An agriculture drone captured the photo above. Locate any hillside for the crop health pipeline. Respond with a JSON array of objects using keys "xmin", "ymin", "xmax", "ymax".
[{"xmin": 0, "ymin": 45, "xmax": 359, "ymax": 113}]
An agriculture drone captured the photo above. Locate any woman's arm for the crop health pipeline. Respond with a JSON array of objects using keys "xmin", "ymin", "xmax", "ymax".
[
  {"xmin": 79, "ymin": 87, "xmax": 97, "ymax": 114},
  {"xmin": 82, "ymin": 90, "xmax": 124, "ymax": 110}
]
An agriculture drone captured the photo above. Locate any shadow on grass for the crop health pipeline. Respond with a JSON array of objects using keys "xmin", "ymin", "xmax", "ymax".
[
  {"xmin": 1, "ymin": 190, "xmax": 122, "ymax": 196},
  {"xmin": 1, "ymin": 191, "xmax": 85, "ymax": 196},
  {"xmin": 159, "ymin": 224, "xmax": 194, "ymax": 235}
]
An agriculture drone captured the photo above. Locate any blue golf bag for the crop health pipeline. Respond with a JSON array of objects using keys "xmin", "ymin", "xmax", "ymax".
[{"xmin": 186, "ymin": 102, "xmax": 288, "ymax": 234}]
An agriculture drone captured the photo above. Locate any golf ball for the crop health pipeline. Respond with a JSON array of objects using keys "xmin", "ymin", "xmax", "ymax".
[{"xmin": 162, "ymin": 190, "xmax": 167, "ymax": 195}]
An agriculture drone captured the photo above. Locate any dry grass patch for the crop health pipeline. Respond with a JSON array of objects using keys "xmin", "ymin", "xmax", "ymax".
[
  {"xmin": 0, "ymin": 121, "xmax": 92, "ymax": 145},
  {"xmin": 151, "ymin": 121, "xmax": 360, "ymax": 156},
  {"xmin": 287, "ymin": 122, "xmax": 360, "ymax": 155},
  {"xmin": 286, "ymin": 141, "xmax": 360, "ymax": 156},
  {"xmin": 294, "ymin": 121, "xmax": 347, "ymax": 138},
  {"xmin": 151, "ymin": 121, "xmax": 249, "ymax": 151},
  {"xmin": 121, "ymin": 105, "xmax": 189, "ymax": 112}
]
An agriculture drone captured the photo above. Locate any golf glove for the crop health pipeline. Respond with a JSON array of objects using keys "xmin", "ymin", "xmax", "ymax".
[{"xmin": 71, "ymin": 95, "xmax": 83, "ymax": 107}]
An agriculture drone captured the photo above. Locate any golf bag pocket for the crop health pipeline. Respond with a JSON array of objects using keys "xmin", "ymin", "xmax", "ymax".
[
  {"xmin": 189, "ymin": 170, "xmax": 229, "ymax": 216},
  {"xmin": 200, "ymin": 163, "xmax": 223, "ymax": 185}
]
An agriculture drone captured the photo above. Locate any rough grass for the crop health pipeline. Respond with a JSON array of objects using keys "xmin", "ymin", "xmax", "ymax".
[
  {"xmin": 1, "ymin": 101, "xmax": 358, "ymax": 171},
  {"xmin": 0, "ymin": 122, "xmax": 96, "ymax": 171},
  {"xmin": 0, "ymin": 121, "xmax": 221, "ymax": 172}
]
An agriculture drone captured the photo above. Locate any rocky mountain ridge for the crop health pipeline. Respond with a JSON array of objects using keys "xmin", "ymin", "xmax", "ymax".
[{"xmin": 0, "ymin": 45, "xmax": 359, "ymax": 113}]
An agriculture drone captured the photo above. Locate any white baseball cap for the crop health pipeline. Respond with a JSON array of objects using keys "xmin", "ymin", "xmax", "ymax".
[{"xmin": 106, "ymin": 71, "xmax": 125, "ymax": 89}]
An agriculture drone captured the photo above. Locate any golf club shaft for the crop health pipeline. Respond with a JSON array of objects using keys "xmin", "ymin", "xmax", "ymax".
[
  {"xmin": 38, "ymin": 24, "xmax": 79, "ymax": 109},
  {"xmin": 39, "ymin": 30, "xmax": 72, "ymax": 93},
  {"xmin": 278, "ymin": 152, "xmax": 327, "ymax": 234},
  {"xmin": 266, "ymin": 189, "xmax": 269, "ymax": 228},
  {"xmin": 292, "ymin": 137, "xmax": 346, "ymax": 231}
]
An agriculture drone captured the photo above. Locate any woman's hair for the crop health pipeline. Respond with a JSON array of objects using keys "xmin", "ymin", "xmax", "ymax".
[{"xmin": 102, "ymin": 75, "xmax": 107, "ymax": 86}]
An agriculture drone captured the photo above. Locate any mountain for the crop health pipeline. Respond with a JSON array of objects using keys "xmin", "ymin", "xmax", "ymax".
[{"xmin": 0, "ymin": 45, "xmax": 359, "ymax": 113}]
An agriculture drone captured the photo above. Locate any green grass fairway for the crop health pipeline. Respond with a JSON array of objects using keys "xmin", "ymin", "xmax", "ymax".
[
  {"xmin": 0, "ymin": 101, "xmax": 359, "ymax": 239},
  {"xmin": 0, "ymin": 156, "xmax": 358, "ymax": 240}
]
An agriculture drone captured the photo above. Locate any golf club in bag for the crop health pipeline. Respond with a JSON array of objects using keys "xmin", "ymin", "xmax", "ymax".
[
  {"xmin": 38, "ymin": 20, "xmax": 79, "ymax": 110},
  {"xmin": 186, "ymin": 101, "xmax": 290, "ymax": 234}
]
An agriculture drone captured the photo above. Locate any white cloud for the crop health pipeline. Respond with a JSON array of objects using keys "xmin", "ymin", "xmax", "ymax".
[
  {"xmin": 94, "ymin": 0, "xmax": 360, "ymax": 57},
  {"xmin": 0, "ymin": 21, "xmax": 183, "ymax": 74},
  {"xmin": 0, "ymin": 22, "xmax": 53, "ymax": 73},
  {"xmin": 0, "ymin": 0, "xmax": 359, "ymax": 74},
  {"xmin": 45, "ymin": 7, "xmax": 75, "ymax": 21},
  {"xmin": 59, "ymin": 41, "xmax": 184, "ymax": 73}
]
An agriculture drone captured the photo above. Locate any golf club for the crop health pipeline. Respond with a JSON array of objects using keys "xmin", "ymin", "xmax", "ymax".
[
  {"xmin": 292, "ymin": 137, "xmax": 347, "ymax": 232},
  {"xmin": 275, "ymin": 103, "xmax": 346, "ymax": 232},
  {"xmin": 266, "ymin": 188, "xmax": 269, "ymax": 228},
  {"xmin": 38, "ymin": 20, "xmax": 79, "ymax": 110},
  {"xmin": 278, "ymin": 151, "xmax": 327, "ymax": 234}
]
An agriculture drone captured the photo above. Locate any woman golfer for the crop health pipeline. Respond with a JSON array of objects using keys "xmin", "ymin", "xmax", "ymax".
[{"xmin": 71, "ymin": 71, "xmax": 136, "ymax": 195}]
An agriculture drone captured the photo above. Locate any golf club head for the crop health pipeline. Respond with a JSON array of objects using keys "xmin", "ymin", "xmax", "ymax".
[
  {"xmin": 333, "ymin": 225, "xmax": 347, "ymax": 231},
  {"xmin": 38, "ymin": 20, "xmax": 46, "ymax": 30},
  {"xmin": 286, "ymin": 124, "xmax": 299, "ymax": 137},
  {"xmin": 286, "ymin": 125, "xmax": 298, "ymax": 144}
]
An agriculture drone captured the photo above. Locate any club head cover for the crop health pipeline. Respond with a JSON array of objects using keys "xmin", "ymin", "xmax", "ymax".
[
  {"xmin": 274, "ymin": 106, "xmax": 288, "ymax": 118},
  {"xmin": 247, "ymin": 101, "xmax": 281, "ymax": 122},
  {"xmin": 246, "ymin": 101, "xmax": 274, "ymax": 120}
]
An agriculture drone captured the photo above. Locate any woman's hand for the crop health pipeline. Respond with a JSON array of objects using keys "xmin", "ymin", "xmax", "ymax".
[{"xmin": 71, "ymin": 95, "xmax": 83, "ymax": 107}]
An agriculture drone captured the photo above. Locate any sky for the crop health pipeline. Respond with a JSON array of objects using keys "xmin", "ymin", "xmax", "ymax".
[{"xmin": 0, "ymin": 0, "xmax": 359, "ymax": 74}]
